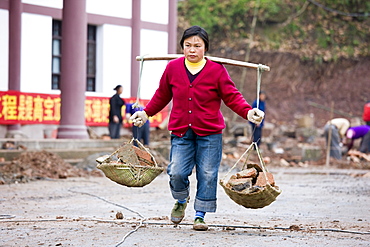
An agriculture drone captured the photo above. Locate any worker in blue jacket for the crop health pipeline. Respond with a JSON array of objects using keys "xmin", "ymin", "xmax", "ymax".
[{"xmin": 250, "ymin": 91, "xmax": 266, "ymax": 146}]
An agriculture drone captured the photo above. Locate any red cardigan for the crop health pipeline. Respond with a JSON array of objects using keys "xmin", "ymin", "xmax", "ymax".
[{"xmin": 145, "ymin": 57, "xmax": 252, "ymax": 137}]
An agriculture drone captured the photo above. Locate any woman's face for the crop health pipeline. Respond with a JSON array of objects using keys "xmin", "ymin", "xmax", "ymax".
[{"xmin": 183, "ymin": 35, "xmax": 206, "ymax": 63}]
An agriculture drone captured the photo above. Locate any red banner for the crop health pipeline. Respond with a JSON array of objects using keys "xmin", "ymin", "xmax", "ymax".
[{"xmin": 0, "ymin": 91, "xmax": 168, "ymax": 127}]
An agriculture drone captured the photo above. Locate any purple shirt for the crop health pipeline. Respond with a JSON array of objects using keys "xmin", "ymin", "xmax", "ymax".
[{"xmin": 346, "ymin": 125, "xmax": 370, "ymax": 139}]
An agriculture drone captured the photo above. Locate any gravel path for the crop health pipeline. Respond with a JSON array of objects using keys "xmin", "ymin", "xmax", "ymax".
[{"xmin": 1, "ymin": 167, "xmax": 369, "ymax": 247}]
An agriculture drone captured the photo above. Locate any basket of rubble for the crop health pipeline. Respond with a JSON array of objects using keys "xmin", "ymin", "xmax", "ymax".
[
  {"xmin": 219, "ymin": 142, "xmax": 281, "ymax": 209},
  {"xmin": 96, "ymin": 138, "xmax": 165, "ymax": 187}
]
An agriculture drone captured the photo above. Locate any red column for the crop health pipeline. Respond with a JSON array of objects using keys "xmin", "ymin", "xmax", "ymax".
[
  {"xmin": 57, "ymin": 0, "xmax": 89, "ymax": 139},
  {"xmin": 168, "ymin": 0, "xmax": 178, "ymax": 54},
  {"xmin": 6, "ymin": 0, "xmax": 22, "ymax": 136},
  {"xmin": 130, "ymin": 0, "xmax": 141, "ymax": 98}
]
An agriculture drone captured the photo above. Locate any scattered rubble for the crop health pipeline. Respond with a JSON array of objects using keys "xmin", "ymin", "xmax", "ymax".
[
  {"xmin": 115, "ymin": 211, "xmax": 124, "ymax": 219},
  {"xmin": 221, "ymin": 131, "xmax": 370, "ymax": 172},
  {"xmin": 0, "ymin": 150, "xmax": 101, "ymax": 185},
  {"xmin": 1, "ymin": 122, "xmax": 369, "ymax": 185}
]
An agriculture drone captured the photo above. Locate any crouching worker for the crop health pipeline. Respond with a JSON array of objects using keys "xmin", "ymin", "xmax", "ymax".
[
  {"xmin": 324, "ymin": 118, "xmax": 350, "ymax": 160},
  {"xmin": 130, "ymin": 26, "xmax": 264, "ymax": 231}
]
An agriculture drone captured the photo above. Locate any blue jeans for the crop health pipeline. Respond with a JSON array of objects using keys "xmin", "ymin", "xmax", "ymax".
[
  {"xmin": 167, "ymin": 128, "xmax": 222, "ymax": 212},
  {"xmin": 250, "ymin": 123, "xmax": 263, "ymax": 146},
  {"xmin": 133, "ymin": 121, "xmax": 150, "ymax": 146},
  {"xmin": 324, "ymin": 124, "xmax": 341, "ymax": 159},
  {"xmin": 109, "ymin": 122, "xmax": 121, "ymax": 139}
]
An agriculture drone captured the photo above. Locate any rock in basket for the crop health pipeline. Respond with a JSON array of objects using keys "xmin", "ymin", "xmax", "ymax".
[
  {"xmin": 96, "ymin": 138, "xmax": 165, "ymax": 187},
  {"xmin": 219, "ymin": 142, "xmax": 281, "ymax": 209}
]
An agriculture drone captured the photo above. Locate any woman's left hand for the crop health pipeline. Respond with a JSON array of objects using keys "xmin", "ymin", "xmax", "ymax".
[{"xmin": 247, "ymin": 108, "xmax": 265, "ymax": 124}]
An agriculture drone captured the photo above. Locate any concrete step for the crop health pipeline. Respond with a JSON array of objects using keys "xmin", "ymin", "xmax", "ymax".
[
  {"xmin": 0, "ymin": 139, "xmax": 125, "ymax": 162},
  {"xmin": 0, "ymin": 138, "xmax": 126, "ymax": 150},
  {"xmin": 0, "ymin": 147, "xmax": 116, "ymax": 162}
]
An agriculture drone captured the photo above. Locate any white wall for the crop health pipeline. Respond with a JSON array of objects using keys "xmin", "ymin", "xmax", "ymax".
[
  {"xmin": 141, "ymin": 0, "xmax": 168, "ymax": 24},
  {"xmin": 0, "ymin": 9, "xmax": 9, "ymax": 91},
  {"xmin": 24, "ymin": 0, "xmax": 132, "ymax": 18},
  {"xmin": 87, "ymin": 0, "xmax": 132, "ymax": 18},
  {"xmin": 140, "ymin": 29, "xmax": 168, "ymax": 99},
  {"xmin": 91, "ymin": 24, "xmax": 132, "ymax": 98},
  {"xmin": 22, "ymin": 0, "xmax": 63, "ymax": 9},
  {"xmin": 21, "ymin": 13, "xmax": 54, "ymax": 94},
  {"xmin": 137, "ymin": 0, "xmax": 170, "ymax": 100}
]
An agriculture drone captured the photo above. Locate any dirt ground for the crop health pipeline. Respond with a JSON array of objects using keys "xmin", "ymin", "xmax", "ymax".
[
  {"xmin": 1, "ymin": 129, "xmax": 370, "ymax": 246},
  {"xmin": 1, "ymin": 164, "xmax": 370, "ymax": 247}
]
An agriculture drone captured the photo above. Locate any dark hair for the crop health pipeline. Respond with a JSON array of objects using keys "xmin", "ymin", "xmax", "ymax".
[
  {"xmin": 113, "ymin": 85, "xmax": 122, "ymax": 91},
  {"xmin": 180, "ymin": 26, "xmax": 209, "ymax": 52}
]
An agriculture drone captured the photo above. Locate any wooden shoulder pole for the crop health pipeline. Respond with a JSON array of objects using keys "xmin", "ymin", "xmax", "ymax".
[{"xmin": 135, "ymin": 54, "xmax": 270, "ymax": 71}]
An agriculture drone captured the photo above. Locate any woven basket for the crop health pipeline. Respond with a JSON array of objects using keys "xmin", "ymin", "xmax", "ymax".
[
  {"xmin": 220, "ymin": 179, "xmax": 281, "ymax": 209},
  {"xmin": 220, "ymin": 142, "xmax": 281, "ymax": 209},
  {"xmin": 96, "ymin": 138, "xmax": 165, "ymax": 187}
]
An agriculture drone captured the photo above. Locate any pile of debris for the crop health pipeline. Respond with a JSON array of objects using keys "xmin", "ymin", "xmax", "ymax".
[
  {"xmin": 0, "ymin": 150, "xmax": 101, "ymax": 185},
  {"xmin": 221, "ymin": 133, "xmax": 370, "ymax": 171}
]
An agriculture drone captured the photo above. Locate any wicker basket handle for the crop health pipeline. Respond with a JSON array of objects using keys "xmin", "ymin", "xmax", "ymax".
[{"xmin": 254, "ymin": 143, "xmax": 270, "ymax": 183}]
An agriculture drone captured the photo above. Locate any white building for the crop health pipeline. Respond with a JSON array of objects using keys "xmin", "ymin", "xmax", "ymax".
[{"xmin": 0, "ymin": 0, "xmax": 177, "ymax": 138}]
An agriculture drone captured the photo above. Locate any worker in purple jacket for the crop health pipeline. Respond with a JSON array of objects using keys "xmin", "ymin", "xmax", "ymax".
[
  {"xmin": 130, "ymin": 26, "xmax": 264, "ymax": 231},
  {"xmin": 345, "ymin": 125, "xmax": 370, "ymax": 153}
]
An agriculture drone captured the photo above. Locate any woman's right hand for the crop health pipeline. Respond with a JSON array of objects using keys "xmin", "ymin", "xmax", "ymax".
[{"xmin": 130, "ymin": 111, "xmax": 148, "ymax": 127}]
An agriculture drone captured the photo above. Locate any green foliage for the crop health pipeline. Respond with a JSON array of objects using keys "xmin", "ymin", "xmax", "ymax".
[
  {"xmin": 178, "ymin": 0, "xmax": 283, "ymax": 40},
  {"xmin": 178, "ymin": 0, "xmax": 370, "ymax": 61}
]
